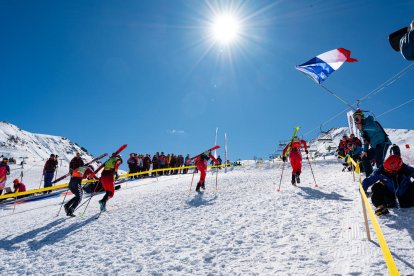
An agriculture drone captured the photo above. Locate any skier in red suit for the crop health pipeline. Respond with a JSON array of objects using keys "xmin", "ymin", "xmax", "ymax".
[
  {"xmin": 282, "ymin": 136, "xmax": 308, "ymax": 185},
  {"xmin": 193, "ymin": 151, "xmax": 219, "ymax": 192}
]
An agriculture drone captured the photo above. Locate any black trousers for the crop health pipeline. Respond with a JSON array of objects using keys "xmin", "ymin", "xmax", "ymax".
[
  {"xmin": 361, "ymin": 143, "xmax": 389, "ymax": 177},
  {"xmin": 371, "ymin": 182, "xmax": 414, "ymax": 208},
  {"xmin": 64, "ymin": 177, "xmax": 83, "ymax": 211}
]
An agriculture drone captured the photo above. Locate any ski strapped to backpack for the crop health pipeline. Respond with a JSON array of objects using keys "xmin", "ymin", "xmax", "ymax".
[
  {"xmin": 52, "ymin": 153, "xmax": 109, "ymax": 184},
  {"xmin": 94, "ymin": 144, "xmax": 128, "ymax": 174},
  {"xmin": 190, "ymin": 146, "xmax": 220, "ymax": 162},
  {"xmin": 283, "ymin": 126, "xmax": 301, "ymax": 158}
]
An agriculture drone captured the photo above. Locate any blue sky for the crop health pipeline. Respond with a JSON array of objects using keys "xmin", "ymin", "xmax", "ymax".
[{"xmin": 1, "ymin": 0, "xmax": 413, "ymax": 161}]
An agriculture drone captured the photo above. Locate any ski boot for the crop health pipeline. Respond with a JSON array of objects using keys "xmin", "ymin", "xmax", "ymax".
[
  {"xmin": 291, "ymin": 174, "xmax": 296, "ymax": 186},
  {"xmin": 99, "ymin": 200, "xmax": 107, "ymax": 212},
  {"xmin": 375, "ymin": 205, "xmax": 389, "ymax": 216},
  {"xmin": 296, "ymin": 173, "xmax": 301, "ymax": 184},
  {"xmin": 195, "ymin": 183, "xmax": 201, "ymax": 192}
]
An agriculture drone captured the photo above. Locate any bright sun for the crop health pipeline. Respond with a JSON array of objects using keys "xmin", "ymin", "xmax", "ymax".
[{"xmin": 211, "ymin": 14, "xmax": 241, "ymax": 45}]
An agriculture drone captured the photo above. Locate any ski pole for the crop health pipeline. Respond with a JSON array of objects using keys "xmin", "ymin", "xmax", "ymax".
[
  {"xmin": 215, "ymin": 166, "xmax": 219, "ymax": 191},
  {"xmin": 276, "ymin": 161, "xmax": 285, "ymax": 192},
  {"xmin": 306, "ymin": 155, "xmax": 318, "ymax": 187},
  {"xmin": 78, "ymin": 181, "xmax": 100, "ymax": 216},
  {"xmin": 12, "ymin": 186, "xmax": 20, "ymax": 214},
  {"xmin": 38, "ymin": 174, "xmax": 44, "ymax": 190},
  {"xmin": 56, "ymin": 189, "xmax": 69, "ymax": 217},
  {"xmin": 188, "ymin": 170, "xmax": 196, "ymax": 194}
]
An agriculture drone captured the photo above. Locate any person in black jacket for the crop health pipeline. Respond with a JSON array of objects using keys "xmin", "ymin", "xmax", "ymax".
[
  {"xmin": 43, "ymin": 154, "xmax": 58, "ymax": 192},
  {"xmin": 127, "ymin": 153, "xmax": 139, "ymax": 179},
  {"xmin": 69, "ymin": 152, "xmax": 84, "ymax": 173},
  {"xmin": 151, "ymin": 153, "xmax": 159, "ymax": 177}
]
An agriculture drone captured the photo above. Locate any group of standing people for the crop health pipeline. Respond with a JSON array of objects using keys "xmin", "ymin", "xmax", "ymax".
[{"xmin": 127, "ymin": 152, "xmax": 194, "ymax": 178}]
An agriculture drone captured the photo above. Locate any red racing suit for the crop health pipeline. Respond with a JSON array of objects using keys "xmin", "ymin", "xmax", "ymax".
[
  {"xmin": 194, "ymin": 153, "xmax": 219, "ymax": 184},
  {"xmin": 101, "ymin": 156, "xmax": 123, "ymax": 201},
  {"xmin": 282, "ymin": 140, "xmax": 308, "ymax": 175}
]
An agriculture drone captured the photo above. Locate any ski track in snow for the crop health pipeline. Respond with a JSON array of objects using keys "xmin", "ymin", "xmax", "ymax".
[{"xmin": 1, "ymin": 162, "xmax": 414, "ymax": 275}]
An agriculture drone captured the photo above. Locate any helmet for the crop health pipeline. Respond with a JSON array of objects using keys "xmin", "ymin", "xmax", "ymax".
[
  {"xmin": 13, "ymin": 179, "xmax": 19, "ymax": 184},
  {"xmin": 383, "ymin": 155, "xmax": 403, "ymax": 174},
  {"xmin": 353, "ymin": 108, "xmax": 364, "ymax": 118}
]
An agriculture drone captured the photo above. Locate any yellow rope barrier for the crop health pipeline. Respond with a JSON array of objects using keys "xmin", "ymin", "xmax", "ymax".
[{"xmin": 347, "ymin": 156, "xmax": 399, "ymax": 275}]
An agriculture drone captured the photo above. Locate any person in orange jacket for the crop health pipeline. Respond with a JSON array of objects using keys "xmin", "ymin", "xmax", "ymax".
[
  {"xmin": 282, "ymin": 136, "xmax": 308, "ymax": 185},
  {"xmin": 64, "ymin": 165, "xmax": 96, "ymax": 217}
]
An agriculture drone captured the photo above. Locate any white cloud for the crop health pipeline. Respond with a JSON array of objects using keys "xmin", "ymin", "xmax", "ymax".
[{"xmin": 167, "ymin": 129, "xmax": 186, "ymax": 135}]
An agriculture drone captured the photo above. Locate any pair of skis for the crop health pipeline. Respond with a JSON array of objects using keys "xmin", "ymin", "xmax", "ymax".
[{"xmin": 52, "ymin": 153, "xmax": 108, "ymax": 184}]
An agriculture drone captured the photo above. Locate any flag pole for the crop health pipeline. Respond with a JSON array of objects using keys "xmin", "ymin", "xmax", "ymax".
[{"xmin": 319, "ymin": 84, "xmax": 356, "ymax": 111}]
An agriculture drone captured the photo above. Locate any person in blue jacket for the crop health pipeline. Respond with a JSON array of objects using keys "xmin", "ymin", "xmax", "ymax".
[
  {"xmin": 343, "ymin": 141, "xmax": 363, "ymax": 172},
  {"xmin": 353, "ymin": 109, "xmax": 391, "ymax": 177},
  {"xmin": 400, "ymin": 20, "xmax": 414, "ymax": 61},
  {"xmin": 362, "ymin": 154, "xmax": 414, "ymax": 216}
]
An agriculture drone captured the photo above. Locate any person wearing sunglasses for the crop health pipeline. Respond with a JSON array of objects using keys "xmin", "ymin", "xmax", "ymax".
[
  {"xmin": 353, "ymin": 109, "xmax": 391, "ymax": 177},
  {"xmin": 362, "ymin": 154, "xmax": 414, "ymax": 216}
]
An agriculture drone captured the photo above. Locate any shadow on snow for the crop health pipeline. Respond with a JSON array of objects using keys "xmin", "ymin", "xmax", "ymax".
[
  {"xmin": 185, "ymin": 193, "xmax": 218, "ymax": 208},
  {"xmin": 297, "ymin": 186, "xmax": 353, "ymax": 202},
  {"xmin": 0, "ymin": 216, "xmax": 97, "ymax": 251}
]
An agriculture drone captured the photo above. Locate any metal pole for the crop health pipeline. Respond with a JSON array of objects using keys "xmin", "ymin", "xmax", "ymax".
[{"xmin": 276, "ymin": 161, "xmax": 285, "ymax": 192}]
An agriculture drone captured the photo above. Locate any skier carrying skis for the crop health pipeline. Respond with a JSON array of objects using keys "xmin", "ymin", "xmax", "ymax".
[
  {"xmin": 64, "ymin": 165, "xmax": 96, "ymax": 217},
  {"xmin": 99, "ymin": 154, "xmax": 123, "ymax": 211},
  {"xmin": 282, "ymin": 136, "xmax": 308, "ymax": 185},
  {"xmin": 193, "ymin": 151, "xmax": 219, "ymax": 192},
  {"xmin": 362, "ymin": 151, "xmax": 414, "ymax": 216},
  {"xmin": 0, "ymin": 158, "xmax": 10, "ymax": 195}
]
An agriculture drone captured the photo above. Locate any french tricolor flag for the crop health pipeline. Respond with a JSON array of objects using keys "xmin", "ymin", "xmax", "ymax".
[{"xmin": 295, "ymin": 48, "xmax": 358, "ymax": 84}]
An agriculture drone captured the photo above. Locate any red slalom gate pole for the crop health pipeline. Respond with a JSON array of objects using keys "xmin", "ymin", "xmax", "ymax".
[{"xmin": 306, "ymin": 155, "xmax": 318, "ymax": 187}]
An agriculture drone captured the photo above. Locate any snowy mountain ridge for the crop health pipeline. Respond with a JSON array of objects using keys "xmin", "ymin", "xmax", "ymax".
[{"xmin": 0, "ymin": 121, "xmax": 94, "ymax": 165}]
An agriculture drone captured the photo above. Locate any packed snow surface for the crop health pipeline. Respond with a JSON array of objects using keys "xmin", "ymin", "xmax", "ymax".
[{"xmin": 1, "ymin": 161, "xmax": 413, "ymax": 275}]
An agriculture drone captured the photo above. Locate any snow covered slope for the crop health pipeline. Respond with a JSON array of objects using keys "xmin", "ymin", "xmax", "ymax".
[
  {"xmin": 0, "ymin": 121, "xmax": 93, "ymax": 163},
  {"xmin": 0, "ymin": 121, "xmax": 96, "ymax": 188},
  {"xmin": 1, "ymin": 161, "xmax": 413, "ymax": 274},
  {"xmin": 309, "ymin": 127, "xmax": 414, "ymax": 164}
]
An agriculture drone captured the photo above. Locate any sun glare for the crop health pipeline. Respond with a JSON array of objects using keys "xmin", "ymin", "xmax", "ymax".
[{"xmin": 211, "ymin": 14, "xmax": 241, "ymax": 45}]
